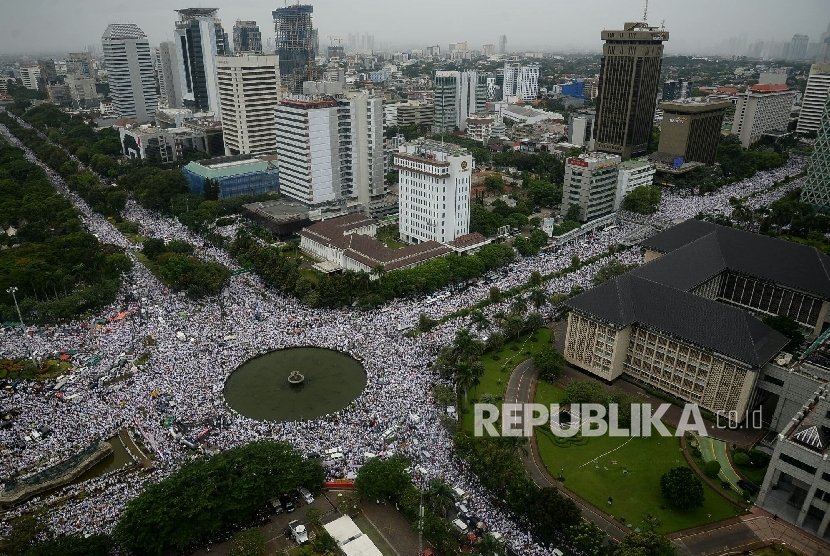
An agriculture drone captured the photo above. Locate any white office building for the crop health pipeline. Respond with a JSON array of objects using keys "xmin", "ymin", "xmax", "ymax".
[
  {"xmin": 731, "ymin": 84, "xmax": 796, "ymax": 148},
  {"xmin": 615, "ymin": 159, "xmax": 656, "ymax": 210},
  {"xmin": 102, "ymin": 24, "xmax": 158, "ymax": 123},
  {"xmin": 560, "ymin": 152, "xmax": 621, "ymax": 222},
  {"xmin": 156, "ymin": 41, "xmax": 184, "ymax": 109},
  {"xmin": 19, "ymin": 66, "xmax": 40, "ymax": 91},
  {"xmin": 503, "ymin": 62, "xmax": 539, "ymax": 103},
  {"xmin": 217, "ymin": 54, "xmax": 280, "ymax": 156},
  {"xmin": 796, "ymin": 64, "xmax": 830, "ymax": 135},
  {"xmin": 395, "ymin": 139, "xmax": 472, "ymax": 244},
  {"xmin": 174, "ymin": 8, "xmax": 228, "ymax": 118},
  {"xmin": 433, "ymin": 70, "xmax": 487, "ymax": 132},
  {"xmin": 274, "ymin": 93, "xmax": 384, "ymax": 208}
]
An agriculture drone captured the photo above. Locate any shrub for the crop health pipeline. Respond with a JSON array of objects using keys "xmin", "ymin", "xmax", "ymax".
[
  {"xmin": 733, "ymin": 452, "xmax": 750, "ymax": 466},
  {"xmin": 704, "ymin": 460, "xmax": 722, "ymax": 478}
]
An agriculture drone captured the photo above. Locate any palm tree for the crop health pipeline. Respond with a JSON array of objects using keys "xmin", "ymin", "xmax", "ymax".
[
  {"xmin": 426, "ymin": 479, "xmax": 455, "ymax": 518},
  {"xmin": 469, "ymin": 309, "xmax": 489, "ymax": 332},
  {"xmin": 476, "ymin": 534, "xmax": 506, "ymax": 555},
  {"xmin": 503, "ymin": 314, "xmax": 524, "ymax": 343},
  {"xmin": 372, "ymin": 263, "xmax": 386, "ymax": 284},
  {"xmin": 525, "ymin": 312, "xmax": 544, "ymax": 333},
  {"xmin": 510, "ymin": 296, "xmax": 527, "ymax": 316},
  {"xmin": 456, "ymin": 360, "xmax": 485, "ymax": 405},
  {"xmin": 432, "ymin": 346, "xmax": 457, "ymax": 379},
  {"xmin": 529, "ymin": 288, "xmax": 547, "ymax": 310},
  {"xmin": 453, "ymin": 328, "xmax": 484, "ymax": 364},
  {"xmin": 486, "ymin": 330, "xmax": 505, "ymax": 352}
]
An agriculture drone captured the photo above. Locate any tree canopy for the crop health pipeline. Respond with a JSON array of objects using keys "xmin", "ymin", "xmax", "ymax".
[{"xmin": 660, "ymin": 466, "xmax": 705, "ymax": 511}]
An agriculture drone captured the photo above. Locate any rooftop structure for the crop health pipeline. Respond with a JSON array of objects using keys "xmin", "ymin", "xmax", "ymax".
[{"xmin": 657, "ymin": 100, "xmax": 732, "ymax": 165}]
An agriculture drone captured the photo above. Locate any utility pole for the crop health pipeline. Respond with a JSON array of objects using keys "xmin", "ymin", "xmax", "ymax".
[
  {"xmin": 6, "ymin": 287, "xmax": 24, "ymax": 327},
  {"xmin": 418, "ymin": 479, "xmax": 424, "ymax": 556}
]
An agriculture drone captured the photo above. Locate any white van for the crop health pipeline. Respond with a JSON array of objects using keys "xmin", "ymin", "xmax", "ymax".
[{"xmin": 451, "ymin": 519, "xmax": 468, "ymax": 533}]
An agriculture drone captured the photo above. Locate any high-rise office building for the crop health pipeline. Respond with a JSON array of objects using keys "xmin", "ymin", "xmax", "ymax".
[
  {"xmin": 156, "ymin": 41, "xmax": 184, "ymax": 109},
  {"xmin": 273, "ymin": 93, "xmax": 384, "ymax": 208},
  {"xmin": 657, "ymin": 100, "xmax": 731, "ymax": 165},
  {"xmin": 560, "ymin": 153, "xmax": 621, "ymax": 222},
  {"xmin": 568, "ymin": 113, "xmax": 595, "ymax": 150},
  {"xmin": 216, "ymin": 54, "xmax": 280, "ymax": 156},
  {"xmin": 502, "ymin": 62, "xmax": 539, "ymax": 102},
  {"xmin": 731, "ymin": 84, "xmax": 796, "ymax": 148},
  {"xmin": 498, "ymin": 35, "xmax": 507, "ymax": 55},
  {"xmin": 796, "ymin": 64, "xmax": 830, "ymax": 135},
  {"xmin": 395, "ymin": 139, "xmax": 472, "ymax": 245},
  {"xmin": 802, "ymin": 94, "xmax": 830, "ymax": 211},
  {"xmin": 433, "ymin": 71, "xmax": 487, "ymax": 132},
  {"xmin": 595, "ymin": 21, "xmax": 669, "ymax": 159},
  {"xmin": 662, "ymin": 78, "xmax": 693, "ymax": 101},
  {"xmin": 233, "ymin": 20, "xmax": 262, "ymax": 54},
  {"xmin": 273, "ymin": 4, "xmax": 315, "ymax": 94},
  {"xmin": 174, "ymin": 8, "xmax": 229, "ymax": 117},
  {"xmin": 789, "ymin": 34, "xmax": 810, "ymax": 60},
  {"xmin": 37, "ymin": 60, "xmax": 58, "ymax": 86},
  {"xmin": 102, "ymin": 23, "xmax": 158, "ymax": 123},
  {"xmin": 19, "ymin": 66, "xmax": 40, "ymax": 91}
]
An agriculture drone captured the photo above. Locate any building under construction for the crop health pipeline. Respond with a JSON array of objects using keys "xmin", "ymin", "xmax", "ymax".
[{"xmin": 272, "ymin": 4, "xmax": 315, "ymax": 94}]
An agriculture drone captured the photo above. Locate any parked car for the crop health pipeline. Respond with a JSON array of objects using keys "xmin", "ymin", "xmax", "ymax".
[
  {"xmin": 299, "ymin": 487, "xmax": 314, "ymax": 504},
  {"xmin": 279, "ymin": 494, "xmax": 295, "ymax": 513}
]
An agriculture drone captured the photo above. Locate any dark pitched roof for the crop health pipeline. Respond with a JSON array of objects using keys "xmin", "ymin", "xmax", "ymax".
[
  {"xmin": 565, "ymin": 274, "xmax": 789, "ymax": 367},
  {"xmin": 641, "ymin": 220, "xmax": 830, "ymax": 298}
]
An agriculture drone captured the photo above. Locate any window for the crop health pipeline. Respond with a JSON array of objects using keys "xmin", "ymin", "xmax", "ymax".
[{"xmin": 781, "ymin": 454, "xmax": 816, "ymax": 475}]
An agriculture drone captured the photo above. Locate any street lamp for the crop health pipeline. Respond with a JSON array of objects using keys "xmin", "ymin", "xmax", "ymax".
[{"xmin": 6, "ymin": 287, "xmax": 24, "ymax": 327}]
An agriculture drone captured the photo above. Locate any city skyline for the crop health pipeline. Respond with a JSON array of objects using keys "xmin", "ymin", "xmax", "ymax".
[{"xmin": 0, "ymin": 0, "xmax": 828, "ymax": 56}]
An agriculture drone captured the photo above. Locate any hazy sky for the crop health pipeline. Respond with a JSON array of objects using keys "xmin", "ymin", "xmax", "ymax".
[{"xmin": 0, "ymin": 0, "xmax": 829, "ymax": 55}]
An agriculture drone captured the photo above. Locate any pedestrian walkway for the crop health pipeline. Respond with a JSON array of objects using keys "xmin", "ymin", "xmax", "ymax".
[{"xmin": 743, "ymin": 507, "xmax": 830, "ymax": 556}]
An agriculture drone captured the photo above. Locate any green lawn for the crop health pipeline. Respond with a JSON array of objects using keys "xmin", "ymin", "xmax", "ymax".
[
  {"xmin": 461, "ymin": 327, "xmax": 553, "ymax": 433},
  {"xmin": 536, "ymin": 425, "xmax": 743, "ymax": 533},
  {"xmin": 534, "ymin": 379, "xmax": 567, "ymax": 406},
  {"xmin": 376, "ymin": 226, "xmax": 406, "ymax": 249}
]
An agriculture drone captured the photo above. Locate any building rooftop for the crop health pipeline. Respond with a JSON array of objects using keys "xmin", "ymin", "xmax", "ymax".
[
  {"xmin": 619, "ymin": 159, "xmax": 653, "ymax": 170},
  {"xmin": 749, "ymin": 84, "xmax": 791, "ymax": 93},
  {"xmin": 183, "ymin": 154, "xmax": 278, "ymax": 178},
  {"xmin": 658, "ymin": 100, "xmax": 733, "ymax": 113},
  {"xmin": 102, "ymin": 23, "xmax": 148, "ymax": 41}
]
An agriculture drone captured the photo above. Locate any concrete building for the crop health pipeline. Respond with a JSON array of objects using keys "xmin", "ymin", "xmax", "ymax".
[
  {"xmin": 568, "ymin": 112, "xmax": 595, "ymax": 150},
  {"xmin": 46, "ymin": 83, "xmax": 72, "ymax": 106},
  {"xmin": 502, "ymin": 62, "xmax": 539, "ymax": 103},
  {"xmin": 560, "ymin": 152, "xmax": 621, "ymax": 222},
  {"xmin": 37, "ymin": 60, "xmax": 58, "ymax": 86},
  {"xmin": 498, "ymin": 35, "xmax": 507, "ymax": 55},
  {"xmin": 465, "ymin": 115, "xmax": 493, "ymax": 143},
  {"xmin": 117, "ymin": 120, "xmax": 215, "ymax": 162},
  {"xmin": 663, "ymin": 78, "xmax": 693, "ymax": 101},
  {"xmin": 19, "ymin": 66, "xmax": 40, "ymax": 91},
  {"xmin": 796, "ymin": 64, "xmax": 830, "ymax": 135},
  {"xmin": 395, "ymin": 139, "xmax": 472, "ymax": 244},
  {"xmin": 299, "ymin": 214, "xmax": 452, "ymax": 277},
  {"xmin": 595, "ymin": 22, "xmax": 669, "ymax": 158},
  {"xmin": 65, "ymin": 75, "xmax": 98, "ymax": 109},
  {"xmin": 433, "ymin": 70, "xmax": 487, "ymax": 132},
  {"xmin": 657, "ymin": 100, "xmax": 731, "ymax": 165},
  {"xmin": 385, "ymin": 101, "xmax": 434, "ymax": 128},
  {"xmin": 173, "ymin": 8, "xmax": 228, "ymax": 117},
  {"xmin": 216, "ymin": 54, "xmax": 280, "ymax": 156},
  {"xmin": 483, "ymin": 44, "xmax": 496, "ymax": 57},
  {"xmin": 182, "ymin": 154, "xmax": 279, "ymax": 198},
  {"xmin": 802, "ymin": 94, "xmax": 830, "ymax": 211},
  {"xmin": 731, "ymin": 84, "xmax": 796, "ymax": 148},
  {"xmin": 273, "ymin": 4, "xmax": 315, "ymax": 94},
  {"xmin": 790, "ymin": 34, "xmax": 810, "ymax": 60},
  {"xmin": 66, "ymin": 52, "xmax": 94, "ymax": 78},
  {"xmin": 101, "ymin": 23, "xmax": 158, "ymax": 123},
  {"xmin": 273, "ymin": 93, "xmax": 384, "ymax": 210},
  {"xmin": 156, "ymin": 41, "xmax": 184, "ymax": 109},
  {"xmin": 615, "ymin": 159, "xmax": 655, "ymax": 210},
  {"xmin": 583, "ymin": 78, "xmax": 599, "ymax": 100},
  {"xmin": 232, "ymin": 20, "xmax": 262, "ymax": 54}
]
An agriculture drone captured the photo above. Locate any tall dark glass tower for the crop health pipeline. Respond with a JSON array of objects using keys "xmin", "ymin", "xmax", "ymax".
[
  {"xmin": 595, "ymin": 21, "xmax": 668, "ymax": 159},
  {"xmin": 272, "ymin": 4, "xmax": 315, "ymax": 94},
  {"xmin": 174, "ymin": 8, "xmax": 228, "ymax": 117}
]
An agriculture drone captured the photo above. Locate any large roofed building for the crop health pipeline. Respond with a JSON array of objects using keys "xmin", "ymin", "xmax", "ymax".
[
  {"xmin": 563, "ymin": 219, "xmax": 830, "ymax": 419},
  {"xmin": 181, "ymin": 154, "xmax": 279, "ymax": 198}
]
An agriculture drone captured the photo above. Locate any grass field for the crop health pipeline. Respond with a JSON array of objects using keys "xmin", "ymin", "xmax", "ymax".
[
  {"xmin": 352, "ymin": 514, "xmax": 398, "ymax": 556},
  {"xmin": 376, "ymin": 226, "xmax": 406, "ymax": 249},
  {"xmin": 460, "ymin": 327, "xmax": 553, "ymax": 433},
  {"xmin": 536, "ymin": 424, "xmax": 743, "ymax": 533}
]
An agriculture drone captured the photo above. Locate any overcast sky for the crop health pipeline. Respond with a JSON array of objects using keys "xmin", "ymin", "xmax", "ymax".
[{"xmin": 0, "ymin": 0, "xmax": 828, "ymax": 56}]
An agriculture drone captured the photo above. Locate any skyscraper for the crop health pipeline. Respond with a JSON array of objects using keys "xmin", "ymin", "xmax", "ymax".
[
  {"xmin": 174, "ymin": 8, "xmax": 229, "ymax": 117},
  {"xmin": 216, "ymin": 54, "xmax": 280, "ymax": 155},
  {"xmin": 272, "ymin": 4, "xmax": 315, "ymax": 94},
  {"xmin": 595, "ymin": 20, "xmax": 669, "ymax": 159},
  {"xmin": 498, "ymin": 35, "xmax": 507, "ymax": 55},
  {"xmin": 101, "ymin": 23, "xmax": 158, "ymax": 123},
  {"xmin": 731, "ymin": 84, "xmax": 795, "ymax": 148},
  {"xmin": 789, "ymin": 34, "xmax": 810, "ymax": 60},
  {"xmin": 502, "ymin": 62, "xmax": 539, "ymax": 102},
  {"xmin": 802, "ymin": 94, "xmax": 830, "ymax": 211},
  {"xmin": 433, "ymin": 71, "xmax": 488, "ymax": 132},
  {"xmin": 233, "ymin": 20, "xmax": 262, "ymax": 54},
  {"xmin": 796, "ymin": 64, "xmax": 830, "ymax": 135},
  {"xmin": 156, "ymin": 41, "xmax": 184, "ymax": 109}
]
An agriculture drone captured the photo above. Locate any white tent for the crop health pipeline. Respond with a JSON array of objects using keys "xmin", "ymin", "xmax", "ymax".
[{"xmin": 324, "ymin": 516, "xmax": 383, "ymax": 556}]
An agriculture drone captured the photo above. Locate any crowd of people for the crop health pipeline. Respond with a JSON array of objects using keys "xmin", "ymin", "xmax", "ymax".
[{"xmin": 0, "ymin": 113, "xmax": 810, "ymax": 553}]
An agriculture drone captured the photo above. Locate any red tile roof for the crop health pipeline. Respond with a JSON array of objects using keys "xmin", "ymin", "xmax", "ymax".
[{"xmin": 750, "ymin": 84, "xmax": 789, "ymax": 93}]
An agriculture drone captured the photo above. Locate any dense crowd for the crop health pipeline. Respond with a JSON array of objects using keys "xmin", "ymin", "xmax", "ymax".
[{"xmin": 0, "ymin": 114, "xmax": 809, "ymax": 553}]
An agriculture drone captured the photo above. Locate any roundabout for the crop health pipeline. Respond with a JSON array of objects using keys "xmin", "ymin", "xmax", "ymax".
[{"xmin": 223, "ymin": 347, "xmax": 367, "ymax": 422}]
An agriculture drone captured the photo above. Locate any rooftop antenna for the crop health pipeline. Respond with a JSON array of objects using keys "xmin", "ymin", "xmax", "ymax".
[{"xmin": 643, "ymin": 0, "xmax": 649, "ymax": 23}]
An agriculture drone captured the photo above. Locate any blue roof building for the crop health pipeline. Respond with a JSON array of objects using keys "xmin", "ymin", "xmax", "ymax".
[{"xmin": 182, "ymin": 154, "xmax": 279, "ymax": 199}]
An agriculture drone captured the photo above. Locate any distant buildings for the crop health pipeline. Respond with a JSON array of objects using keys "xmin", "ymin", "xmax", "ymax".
[
  {"xmin": 560, "ymin": 152, "xmax": 621, "ymax": 222},
  {"xmin": 101, "ymin": 23, "xmax": 158, "ymax": 123},
  {"xmin": 19, "ymin": 66, "xmax": 40, "ymax": 91},
  {"xmin": 182, "ymin": 154, "xmax": 279, "ymax": 198},
  {"xmin": 482, "ymin": 44, "xmax": 496, "ymax": 57},
  {"xmin": 433, "ymin": 70, "xmax": 487, "ymax": 132},
  {"xmin": 395, "ymin": 139, "xmax": 472, "ymax": 244},
  {"xmin": 789, "ymin": 34, "xmax": 810, "ymax": 60},
  {"xmin": 173, "ymin": 8, "xmax": 229, "ymax": 117},
  {"xmin": 216, "ymin": 54, "xmax": 281, "ymax": 155},
  {"xmin": 731, "ymin": 84, "xmax": 796, "ymax": 148},
  {"xmin": 232, "ymin": 20, "xmax": 262, "ymax": 54},
  {"xmin": 662, "ymin": 78, "xmax": 693, "ymax": 101},
  {"xmin": 595, "ymin": 21, "xmax": 668, "ymax": 158},
  {"xmin": 384, "ymin": 101, "xmax": 434, "ymax": 128},
  {"xmin": 156, "ymin": 42, "xmax": 184, "ymax": 109},
  {"xmin": 465, "ymin": 115, "xmax": 494, "ymax": 143},
  {"xmin": 66, "ymin": 52, "xmax": 94, "ymax": 78},
  {"xmin": 273, "ymin": 93, "xmax": 384, "ymax": 210},
  {"xmin": 498, "ymin": 35, "xmax": 507, "ymax": 55},
  {"xmin": 569, "ymin": 112, "xmax": 596, "ymax": 150},
  {"xmin": 502, "ymin": 62, "xmax": 539, "ymax": 103},
  {"xmin": 802, "ymin": 94, "xmax": 830, "ymax": 211},
  {"xmin": 560, "ymin": 79, "xmax": 585, "ymax": 99},
  {"xmin": 65, "ymin": 75, "xmax": 98, "ymax": 109},
  {"xmin": 273, "ymin": 4, "xmax": 315, "ymax": 94},
  {"xmin": 796, "ymin": 64, "xmax": 830, "ymax": 135},
  {"xmin": 657, "ymin": 100, "xmax": 732, "ymax": 165},
  {"xmin": 615, "ymin": 159, "xmax": 655, "ymax": 210}
]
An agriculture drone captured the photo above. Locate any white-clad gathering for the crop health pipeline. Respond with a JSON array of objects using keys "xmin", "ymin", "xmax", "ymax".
[{"xmin": 0, "ymin": 108, "xmax": 809, "ymax": 555}]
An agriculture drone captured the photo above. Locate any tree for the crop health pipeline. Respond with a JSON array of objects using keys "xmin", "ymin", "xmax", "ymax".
[
  {"xmin": 229, "ymin": 529, "xmax": 265, "ymax": 556},
  {"xmin": 470, "ymin": 309, "xmax": 490, "ymax": 331},
  {"xmin": 486, "ymin": 330, "xmax": 505, "ymax": 352},
  {"xmin": 457, "ymin": 360, "xmax": 485, "ymax": 404},
  {"xmin": 527, "ymin": 487, "xmax": 582, "ymax": 544},
  {"xmin": 763, "ymin": 315, "xmax": 805, "ymax": 353},
  {"xmin": 484, "ymin": 174, "xmax": 506, "ymax": 195},
  {"xmin": 503, "ymin": 313, "xmax": 525, "ymax": 342},
  {"xmin": 592, "ymin": 259, "xmax": 636, "ymax": 286},
  {"xmin": 566, "ymin": 521, "xmax": 608, "ymax": 556},
  {"xmin": 202, "ymin": 178, "xmax": 220, "ymax": 201},
  {"xmin": 566, "ymin": 202, "xmax": 582, "ymax": 222},
  {"xmin": 355, "ymin": 454, "xmax": 412, "ymax": 501},
  {"xmin": 525, "ymin": 311, "xmax": 544, "ymax": 333},
  {"xmin": 534, "ymin": 345, "xmax": 566, "ymax": 382},
  {"xmin": 418, "ymin": 312, "xmax": 438, "ymax": 332},
  {"xmin": 453, "ymin": 327, "xmax": 485, "ymax": 364},
  {"xmin": 660, "ymin": 466, "xmax": 705, "ymax": 510},
  {"xmin": 431, "ymin": 383, "xmax": 456, "ymax": 408},
  {"xmin": 489, "ymin": 286, "xmax": 502, "ymax": 303},
  {"xmin": 511, "ymin": 296, "xmax": 527, "ymax": 315},
  {"xmin": 704, "ymin": 460, "xmax": 722, "ymax": 478},
  {"xmin": 426, "ymin": 479, "xmax": 455, "ymax": 518},
  {"xmin": 615, "ymin": 530, "xmax": 677, "ymax": 556},
  {"xmin": 475, "ymin": 534, "xmax": 506, "ymax": 555},
  {"xmin": 622, "ymin": 185, "xmax": 662, "ymax": 214},
  {"xmin": 529, "ymin": 287, "xmax": 547, "ymax": 309},
  {"xmin": 529, "ymin": 270, "xmax": 543, "ymax": 286}
]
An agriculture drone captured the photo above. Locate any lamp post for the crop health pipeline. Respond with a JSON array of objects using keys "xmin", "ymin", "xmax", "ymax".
[{"xmin": 6, "ymin": 287, "xmax": 23, "ymax": 327}]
